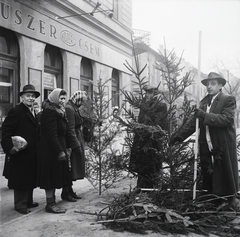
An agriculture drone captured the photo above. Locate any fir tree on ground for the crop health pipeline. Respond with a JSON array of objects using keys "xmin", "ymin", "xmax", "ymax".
[{"xmin": 85, "ymin": 77, "xmax": 129, "ymax": 195}]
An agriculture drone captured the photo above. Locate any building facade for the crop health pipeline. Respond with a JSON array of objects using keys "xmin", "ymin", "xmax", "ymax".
[
  {"xmin": 131, "ymin": 42, "xmax": 207, "ymax": 120},
  {"xmin": 0, "ymin": 0, "xmax": 133, "ymax": 139},
  {"xmin": 132, "ymin": 43, "xmax": 206, "ymax": 97}
]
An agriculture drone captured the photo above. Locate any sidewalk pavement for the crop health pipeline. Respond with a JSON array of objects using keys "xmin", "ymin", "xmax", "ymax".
[
  {"xmin": 0, "ymin": 133, "xmax": 127, "ymax": 233},
  {"xmin": 0, "ymin": 153, "xmax": 94, "ymax": 227}
]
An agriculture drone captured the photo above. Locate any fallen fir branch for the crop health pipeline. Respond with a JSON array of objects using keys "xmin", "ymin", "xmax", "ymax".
[
  {"xmin": 183, "ymin": 211, "xmax": 240, "ymax": 215},
  {"xmin": 96, "ymin": 216, "xmax": 139, "ymax": 224},
  {"xmin": 74, "ymin": 210, "xmax": 108, "ymax": 216},
  {"xmin": 93, "ymin": 190, "xmax": 240, "ymax": 236},
  {"xmin": 100, "ymin": 201, "xmax": 111, "ymax": 205},
  {"xmin": 74, "ymin": 210, "xmax": 108, "ymax": 221}
]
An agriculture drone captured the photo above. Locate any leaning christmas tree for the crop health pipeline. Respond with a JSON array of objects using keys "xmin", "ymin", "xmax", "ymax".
[{"xmin": 118, "ymin": 43, "xmax": 196, "ymax": 193}]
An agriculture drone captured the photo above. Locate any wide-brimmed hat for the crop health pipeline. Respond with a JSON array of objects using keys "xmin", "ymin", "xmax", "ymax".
[
  {"xmin": 201, "ymin": 72, "xmax": 226, "ymax": 86},
  {"xmin": 19, "ymin": 84, "xmax": 40, "ymax": 98}
]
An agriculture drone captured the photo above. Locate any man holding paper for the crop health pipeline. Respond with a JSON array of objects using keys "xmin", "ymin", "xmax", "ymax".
[{"xmin": 1, "ymin": 84, "xmax": 40, "ymax": 214}]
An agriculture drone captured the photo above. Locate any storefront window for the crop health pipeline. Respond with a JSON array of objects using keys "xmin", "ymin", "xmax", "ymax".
[
  {"xmin": 0, "ymin": 68, "xmax": 13, "ymax": 125},
  {"xmin": 111, "ymin": 69, "xmax": 119, "ymax": 108},
  {"xmin": 0, "ymin": 27, "xmax": 19, "ymax": 147},
  {"xmin": 0, "ymin": 36, "xmax": 9, "ymax": 54},
  {"xmin": 80, "ymin": 57, "xmax": 93, "ymax": 99},
  {"xmin": 44, "ymin": 45, "xmax": 63, "ymax": 100}
]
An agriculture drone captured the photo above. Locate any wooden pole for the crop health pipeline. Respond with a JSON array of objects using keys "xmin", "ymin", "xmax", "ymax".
[{"xmin": 193, "ymin": 31, "xmax": 202, "ymax": 200}]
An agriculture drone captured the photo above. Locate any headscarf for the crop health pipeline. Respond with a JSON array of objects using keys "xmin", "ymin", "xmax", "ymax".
[
  {"xmin": 70, "ymin": 91, "xmax": 88, "ymax": 108},
  {"xmin": 70, "ymin": 90, "xmax": 97, "ymax": 122},
  {"xmin": 48, "ymin": 88, "xmax": 63, "ymax": 105},
  {"xmin": 42, "ymin": 88, "xmax": 67, "ymax": 119}
]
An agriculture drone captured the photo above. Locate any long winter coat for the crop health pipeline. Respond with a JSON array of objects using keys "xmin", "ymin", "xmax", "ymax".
[
  {"xmin": 65, "ymin": 101, "xmax": 85, "ymax": 180},
  {"xmin": 1, "ymin": 103, "xmax": 38, "ymax": 189},
  {"xmin": 175, "ymin": 92, "xmax": 239, "ymax": 196},
  {"xmin": 37, "ymin": 105, "xmax": 71, "ymax": 189}
]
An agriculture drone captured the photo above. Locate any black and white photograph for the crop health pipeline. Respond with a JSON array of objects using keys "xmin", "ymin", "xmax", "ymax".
[{"xmin": 1, "ymin": 0, "xmax": 240, "ymax": 236}]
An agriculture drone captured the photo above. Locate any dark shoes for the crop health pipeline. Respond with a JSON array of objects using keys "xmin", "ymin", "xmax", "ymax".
[
  {"xmin": 15, "ymin": 208, "xmax": 31, "ymax": 215},
  {"xmin": 71, "ymin": 192, "xmax": 82, "ymax": 199},
  {"xmin": 15, "ymin": 201, "xmax": 38, "ymax": 214},
  {"xmin": 61, "ymin": 193, "xmax": 77, "ymax": 202},
  {"xmin": 45, "ymin": 204, "xmax": 66, "ymax": 214},
  {"xmin": 27, "ymin": 202, "xmax": 39, "ymax": 208}
]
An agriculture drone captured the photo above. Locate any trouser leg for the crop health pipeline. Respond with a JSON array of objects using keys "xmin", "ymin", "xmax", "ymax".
[
  {"xmin": 137, "ymin": 174, "xmax": 154, "ymax": 189},
  {"xmin": 61, "ymin": 186, "xmax": 69, "ymax": 195},
  {"xmin": 200, "ymin": 155, "xmax": 212, "ymax": 193},
  {"xmin": 200, "ymin": 143, "xmax": 213, "ymax": 193},
  {"xmin": 14, "ymin": 189, "xmax": 30, "ymax": 210},
  {"xmin": 27, "ymin": 188, "xmax": 33, "ymax": 205}
]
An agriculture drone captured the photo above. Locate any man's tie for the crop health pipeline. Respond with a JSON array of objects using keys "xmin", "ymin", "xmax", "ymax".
[
  {"xmin": 30, "ymin": 107, "xmax": 35, "ymax": 117},
  {"xmin": 208, "ymin": 95, "xmax": 213, "ymax": 106}
]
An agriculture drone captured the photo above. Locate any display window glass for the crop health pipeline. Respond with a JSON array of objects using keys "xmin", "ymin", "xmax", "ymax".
[
  {"xmin": 111, "ymin": 69, "xmax": 119, "ymax": 108},
  {"xmin": 44, "ymin": 45, "xmax": 63, "ymax": 100},
  {"xmin": 80, "ymin": 57, "xmax": 93, "ymax": 99}
]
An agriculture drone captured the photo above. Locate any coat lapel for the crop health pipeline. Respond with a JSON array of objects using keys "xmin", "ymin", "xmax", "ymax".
[
  {"xmin": 200, "ymin": 96, "xmax": 208, "ymax": 112},
  {"xmin": 27, "ymin": 110, "xmax": 37, "ymax": 125},
  {"xmin": 210, "ymin": 93, "xmax": 221, "ymax": 113},
  {"xmin": 21, "ymin": 103, "xmax": 37, "ymax": 125}
]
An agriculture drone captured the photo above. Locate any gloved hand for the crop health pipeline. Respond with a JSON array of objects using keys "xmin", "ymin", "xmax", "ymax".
[
  {"xmin": 169, "ymin": 136, "xmax": 182, "ymax": 146},
  {"xmin": 66, "ymin": 148, "xmax": 72, "ymax": 158},
  {"xmin": 58, "ymin": 151, "xmax": 67, "ymax": 162},
  {"xmin": 194, "ymin": 108, "xmax": 206, "ymax": 118}
]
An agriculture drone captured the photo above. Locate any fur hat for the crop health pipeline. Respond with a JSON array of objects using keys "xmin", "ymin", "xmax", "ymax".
[
  {"xmin": 19, "ymin": 84, "xmax": 40, "ymax": 98},
  {"xmin": 201, "ymin": 72, "xmax": 226, "ymax": 86}
]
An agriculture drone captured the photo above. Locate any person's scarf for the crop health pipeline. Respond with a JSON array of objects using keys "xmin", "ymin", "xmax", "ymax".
[
  {"xmin": 70, "ymin": 90, "xmax": 97, "ymax": 122},
  {"xmin": 42, "ymin": 88, "xmax": 67, "ymax": 120},
  {"xmin": 69, "ymin": 91, "xmax": 88, "ymax": 108}
]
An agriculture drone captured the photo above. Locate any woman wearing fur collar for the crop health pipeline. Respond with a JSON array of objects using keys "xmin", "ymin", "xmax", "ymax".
[{"xmin": 37, "ymin": 88, "xmax": 72, "ymax": 214}]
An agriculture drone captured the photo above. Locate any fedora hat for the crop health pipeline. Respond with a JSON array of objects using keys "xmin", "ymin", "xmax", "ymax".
[
  {"xmin": 19, "ymin": 84, "xmax": 40, "ymax": 98},
  {"xmin": 143, "ymin": 85, "xmax": 158, "ymax": 92},
  {"xmin": 201, "ymin": 72, "xmax": 226, "ymax": 86},
  {"xmin": 144, "ymin": 85, "xmax": 159, "ymax": 96}
]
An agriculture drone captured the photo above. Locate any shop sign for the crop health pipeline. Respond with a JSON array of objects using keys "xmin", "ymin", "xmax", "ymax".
[
  {"xmin": 0, "ymin": 1, "xmax": 131, "ymax": 73},
  {"xmin": 44, "ymin": 73, "xmax": 56, "ymax": 89},
  {"xmin": 61, "ymin": 30, "xmax": 76, "ymax": 46}
]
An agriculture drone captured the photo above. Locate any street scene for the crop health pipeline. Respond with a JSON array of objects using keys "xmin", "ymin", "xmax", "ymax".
[{"xmin": 0, "ymin": 0, "xmax": 240, "ymax": 236}]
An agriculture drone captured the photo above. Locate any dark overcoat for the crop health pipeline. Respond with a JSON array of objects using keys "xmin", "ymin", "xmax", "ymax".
[
  {"xmin": 65, "ymin": 101, "xmax": 85, "ymax": 180},
  {"xmin": 1, "ymin": 103, "xmax": 38, "ymax": 189},
  {"xmin": 175, "ymin": 92, "xmax": 239, "ymax": 196},
  {"xmin": 37, "ymin": 107, "xmax": 71, "ymax": 189}
]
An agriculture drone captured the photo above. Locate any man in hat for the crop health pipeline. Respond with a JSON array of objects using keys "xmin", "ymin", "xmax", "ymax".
[
  {"xmin": 1, "ymin": 84, "xmax": 41, "ymax": 214},
  {"xmin": 170, "ymin": 72, "xmax": 239, "ymax": 210},
  {"xmin": 129, "ymin": 85, "xmax": 168, "ymax": 188}
]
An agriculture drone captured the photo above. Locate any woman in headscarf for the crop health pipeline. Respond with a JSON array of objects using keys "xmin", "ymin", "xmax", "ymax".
[
  {"xmin": 37, "ymin": 88, "xmax": 72, "ymax": 214},
  {"xmin": 62, "ymin": 90, "xmax": 94, "ymax": 201}
]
